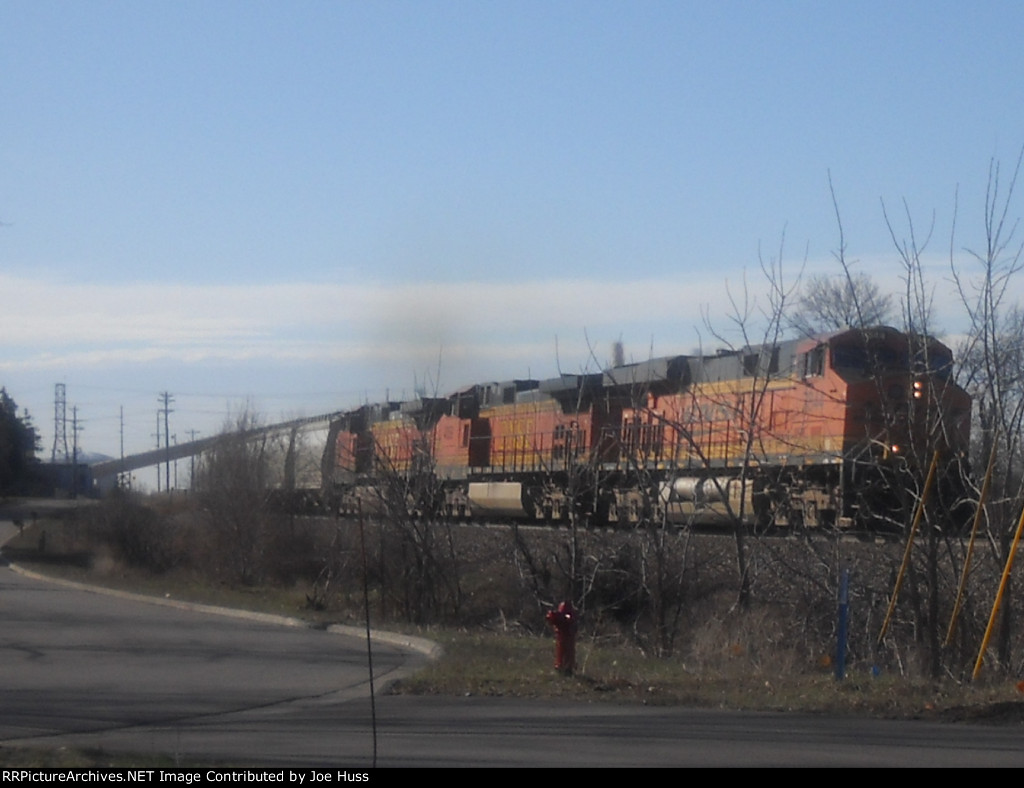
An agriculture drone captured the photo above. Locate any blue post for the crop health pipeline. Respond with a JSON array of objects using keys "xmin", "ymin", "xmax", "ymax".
[{"xmin": 835, "ymin": 567, "xmax": 850, "ymax": 681}]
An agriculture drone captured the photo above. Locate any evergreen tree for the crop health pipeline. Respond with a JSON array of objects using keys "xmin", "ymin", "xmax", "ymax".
[{"xmin": 0, "ymin": 388, "xmax": 41, "ymax": 495}]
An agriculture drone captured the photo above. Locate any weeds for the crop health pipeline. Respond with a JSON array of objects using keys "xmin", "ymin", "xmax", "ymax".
[{"xmin": 9, "ymin": 497, "xmax": 1024, "ymax": 723}]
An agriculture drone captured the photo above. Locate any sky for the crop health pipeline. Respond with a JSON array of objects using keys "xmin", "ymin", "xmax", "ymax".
[{"xmin": 3, "ymin": 0, "xmax": 1024, "ymax": 485}]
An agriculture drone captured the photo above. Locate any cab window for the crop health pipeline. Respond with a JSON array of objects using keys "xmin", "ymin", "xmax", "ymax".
[{"xmin": 803, "ymin": 345, "xmax": 825, "ymax": 377}]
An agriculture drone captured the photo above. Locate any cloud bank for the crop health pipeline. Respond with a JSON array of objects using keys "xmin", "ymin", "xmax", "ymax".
[{"xmin": 1, "ymin": 274, "xmax": 758, "ymax": 373}]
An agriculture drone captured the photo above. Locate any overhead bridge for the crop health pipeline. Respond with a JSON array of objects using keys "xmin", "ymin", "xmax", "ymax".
[{"xmin": 89, "ymin": 412, "xmax": 342, "ymax": 480}]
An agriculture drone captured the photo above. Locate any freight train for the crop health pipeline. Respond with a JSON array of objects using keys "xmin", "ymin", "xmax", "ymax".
[{"xmin": 322, "ymin": 326, "xmax": 972, "ymax": 531}]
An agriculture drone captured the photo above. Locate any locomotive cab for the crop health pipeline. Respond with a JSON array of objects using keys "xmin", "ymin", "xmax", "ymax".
[
  {"xmin": 822, "ymin": 327, "xmax": 970, "ymax": 462},
  {"xmin": 806, "ymin": 326, "xmax": 970, "ymax": 530}
]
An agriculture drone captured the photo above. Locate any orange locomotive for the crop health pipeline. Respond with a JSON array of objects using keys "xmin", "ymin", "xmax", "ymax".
[{"xmin": 324, "ymin": 326, "xmax": 971, "ymax": 530}]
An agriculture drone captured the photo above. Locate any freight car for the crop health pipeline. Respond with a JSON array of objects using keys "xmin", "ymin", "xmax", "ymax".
[{"xmin": 322, "ymin": 326, "xmax": 971, "ymax": 531}]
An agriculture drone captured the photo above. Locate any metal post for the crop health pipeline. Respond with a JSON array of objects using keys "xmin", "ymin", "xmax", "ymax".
[{"xmin": 835, "ymin": 567, "xmax": 850, "ymax": 680}]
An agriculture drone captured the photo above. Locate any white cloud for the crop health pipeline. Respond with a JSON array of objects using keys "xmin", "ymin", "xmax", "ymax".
[
  {"xmin": 1, "ymin": 260, "xmax": 977, "ymax": 378},
  {"xmin": 0, "ymin": 274, "xmax": 751, "ymax": 369},
  {"xmin": 0, "ymin": 268, "xmax": 980, "ymax": 462}
]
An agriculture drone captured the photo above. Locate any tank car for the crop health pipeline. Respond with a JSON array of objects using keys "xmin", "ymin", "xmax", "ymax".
[{"xmin": 323, "ymin": 326, "xmax": 971, "ymax": 531}]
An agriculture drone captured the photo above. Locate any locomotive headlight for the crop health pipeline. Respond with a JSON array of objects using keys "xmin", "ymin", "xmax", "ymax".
[{"xmin": 913, "ymin": 380, "xmax": 923, "ymax": 399}]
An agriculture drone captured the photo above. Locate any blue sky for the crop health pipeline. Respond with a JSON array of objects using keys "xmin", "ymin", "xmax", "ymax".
[{"xmin": 3, "ymin": 1, "xmax": 1024, "ymax": 479}]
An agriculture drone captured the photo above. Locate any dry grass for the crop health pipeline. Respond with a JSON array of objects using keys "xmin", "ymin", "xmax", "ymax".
[
  {"xmin": 389, "ymin": 627, "xmax": 1024, "ymax": 724},
  {"xmin": 7, "ymin": 507, "xmax": 1024, "ymax": 729}
]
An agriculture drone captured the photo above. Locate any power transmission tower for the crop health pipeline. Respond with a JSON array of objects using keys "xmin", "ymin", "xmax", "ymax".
[{"xmin": 51, "ymin": 383, "xmax": 69, "ymax": 463}]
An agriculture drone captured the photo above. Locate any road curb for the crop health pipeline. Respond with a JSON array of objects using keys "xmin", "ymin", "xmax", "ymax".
[
  {"xmin": 5, "ymin": 561, "xmax": 442, "ymax": 660},
  {"xmin": 325, "ymin": 623, "xmax": 443, "ymax": 659}
]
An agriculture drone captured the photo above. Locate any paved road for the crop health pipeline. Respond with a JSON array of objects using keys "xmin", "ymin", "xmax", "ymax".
[
  {"xmin": 0, "ymin": 514, "xmax": 427, "ymax": 765},
  {"xmin": 3, "ymin": 514, "xmax": 1024, "ymax": 767},
  {"xmin": 0, "ymin": 563, "xmax": 424, "ymax": 761}
]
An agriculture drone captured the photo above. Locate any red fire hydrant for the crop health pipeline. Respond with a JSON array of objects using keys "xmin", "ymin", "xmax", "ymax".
[{"xmin": 545, "ymin": 601, "xmax": 577, "ymax": 675}]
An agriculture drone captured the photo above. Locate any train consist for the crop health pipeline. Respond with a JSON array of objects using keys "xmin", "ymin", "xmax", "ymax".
[{"xmin": 322, "ymin": 326, "xmax": 971, "ymax": 530}]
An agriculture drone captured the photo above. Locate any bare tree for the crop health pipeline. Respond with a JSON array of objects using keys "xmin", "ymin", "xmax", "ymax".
[
  {"xmin": 192, "ymin": 409, "xmax": 294, "ymax": 585},
  {"xmin": 950, "ymin": 151, "xmax": 1024, "ymax": 673},
  {"xmin": 701, "ymin": 240, "xmax": 802, "ymax": 607},
  {"xmin": 594, "ymin": 239, "xmax": 801, "ymax": 624},
  {"xmin": 790, "ymin": 173, "xmax": 895, "ymax": 338},
  {"xmin": 362, "ymin": 399, "xmax": 465, "ymax": 624},
  {"xmin": 857, "ymin": 154, "xmax": 1024, "ymax": 679},
  {"xmin": 789, "ymin": 271, "xmax": 895, "ymax": 336}
]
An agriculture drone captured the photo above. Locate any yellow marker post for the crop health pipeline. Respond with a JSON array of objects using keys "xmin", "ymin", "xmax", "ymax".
[
  {"xmin": 878, "ymin": 450, "xmax": 940, "ymax": 645},
  {"xmin": 972, "ymin": 502, "xmax": 1024, "ymax": 680},
  {"xmin": 946, "ymin": 433, "xmax": 997, "ymax": 646}
]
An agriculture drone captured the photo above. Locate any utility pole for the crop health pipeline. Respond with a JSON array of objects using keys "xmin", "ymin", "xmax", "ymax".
[
  {"xmin": 154, "ymin": 413, "xmax": 162, "ymax": 492},
  {"xmin": 71, "ymin": 406, "xmax": 82, "ymax": 498},
  {"xmin": 159, "ymin": 392, "xmax": 174, "ymax": 494},
  {"xmin": 187, "ymin": 429, "xmax": 200, "ymax": 491},
  {"xmin": 119, "ymin": 405, "xmax": 129, "ymax": 490}
]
